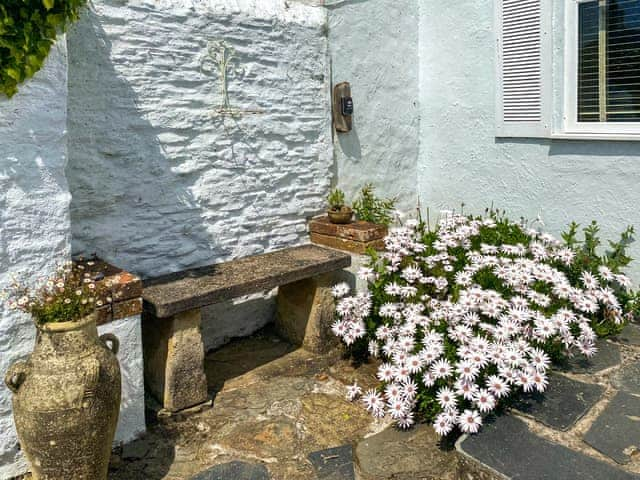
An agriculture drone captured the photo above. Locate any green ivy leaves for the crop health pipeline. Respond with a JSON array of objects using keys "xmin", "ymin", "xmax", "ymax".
[{"xmin": 0, "ymin": 0, "xmax": 85, "ymax": 98}]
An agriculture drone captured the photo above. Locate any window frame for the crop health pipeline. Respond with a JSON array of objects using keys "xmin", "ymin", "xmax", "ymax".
[{"xmin": 564, "ymin": 0, "xmax": 640, "ymax": 136}]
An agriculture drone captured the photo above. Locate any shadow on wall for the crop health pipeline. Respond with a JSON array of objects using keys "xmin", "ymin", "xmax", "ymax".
[
  {"xmin": 320, "ymin": 0, "xmax": 372, "ymax": 9},
  {"xmin": 495, "ymin": 136, "xmax": 640, "ymax": 158},
  {"xmin": 66, "ymin": 7, "xmax": 332, "ymax": 279},
  {"xmin": 547, "ymin": 140, "xmax": 640, "ymax": 158},
  {"xmin": 337, "ymin": 123, "xmax": 362, "ymax": 161},
  {"xmin": 65, "ymin": 9, "xmax": 224, "ymax": 278}
]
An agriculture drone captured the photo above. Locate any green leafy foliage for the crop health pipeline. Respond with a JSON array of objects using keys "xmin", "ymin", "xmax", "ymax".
[
  {"xmin": 561, "ymin": 221, "xmax": 639, "ymax": 336},
  {"xmin": 0, "ymin": 0, "xmax": 86, "ymax": 98},
  {"xmin": 327, "ymin": 188, "xmax": 347, "ymax": 210},
  {"xmin": 352, "ymin": 183, "xmax": 397, "ymax": 226}
]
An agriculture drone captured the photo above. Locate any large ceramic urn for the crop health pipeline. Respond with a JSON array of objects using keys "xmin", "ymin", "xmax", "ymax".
[{"xmin": 4, "ymin": 313, "xmax": 121, "ymax": 480}]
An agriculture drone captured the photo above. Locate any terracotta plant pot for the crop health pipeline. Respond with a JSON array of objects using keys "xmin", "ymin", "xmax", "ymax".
[
  {"xmin": 327, "ymin": 207, "xmax": 353, "ymax": 224},
  {"xmin": 4, "ymin": 313, "xmax": 121, "ymax": 480}
]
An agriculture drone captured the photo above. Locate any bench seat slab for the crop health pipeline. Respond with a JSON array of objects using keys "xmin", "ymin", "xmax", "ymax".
[{"xmin": 143, "ymin": 245, "xmax": 351, "ymax": 318}]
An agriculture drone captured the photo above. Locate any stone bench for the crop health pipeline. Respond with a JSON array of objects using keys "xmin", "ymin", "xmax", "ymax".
[{"xmin": 141, "ymin": 245, "xmax": 351, "ymax": 413}]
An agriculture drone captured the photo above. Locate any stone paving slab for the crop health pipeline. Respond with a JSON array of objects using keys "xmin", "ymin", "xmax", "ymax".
[
  {"xmin": 560, "ymin": 339, "xmax": 622, "ymax": 374},
  {"xmin": 355, "ymin": 425, "xmax": 457, "ymax": 480},
  {"xmin": 190, "ymin": 461, "xmax": 270, "ymax": 480},
  {"xmin": 458, "ymin": 414, "xmax": 640, "ymax": 480},
  {"xmin": 612, "ymin": 323, "xmax": 640, "ymax": 347},
  {"xmin": 584, "ymin": 391, "xmax": 640, "ymax": 465},
  {"xmin": 512, "ymin": 373, "xmax": 605, "ymax": 431},
  {"xmin": 613, "ymin": 361, "xmax": 640, "ymax": 395},
  {"xmin": 308, "ymin": 445, "xmax": 355, "ymax": 480}
]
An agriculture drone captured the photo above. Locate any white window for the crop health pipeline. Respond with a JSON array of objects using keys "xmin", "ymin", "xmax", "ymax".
[
  {"xmin": 496, "ymin": 0, "xmax": 640, "ymax": 139},
  {"xmin": 565, "ymin": 0, "xmax": 640, "ymax": 136}
]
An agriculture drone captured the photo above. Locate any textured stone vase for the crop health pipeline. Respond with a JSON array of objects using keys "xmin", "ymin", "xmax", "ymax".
[{"xmin": 4, "ymin": 313, "xmax": 121, "ymax": 480}]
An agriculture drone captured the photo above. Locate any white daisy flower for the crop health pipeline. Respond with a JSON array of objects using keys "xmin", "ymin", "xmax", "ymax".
[
  {"xmin": 346, "ymin": 382, "xmax": 362, "ymax": 401},
  {"xmin": 486, "ymin": 375, "xmax": 511, "ymax": 398},
  {"xmin": 474, "ymin": 389, "xmax": 496, "ymax": 413},
  {"xmin": 331, "ymin": 282, "xmax": 351, "ymax": 298},
  {"xmin": 436, "ymin": 387, "xmax": 458, "ymax": 410},
  {"xmin": 377, "ymin": 363, "xmax": 395, "ymax": 383},
  {"xmin": 431, "ymin": 359, "xmax": 453, "ymax": 379},
  {"xmin": 458, "ymin": 409, "xmax": 483, "ymax": 434},
  {"xmin": 433, "ymin": 413, "xmax": 454, "ymax": 436}
]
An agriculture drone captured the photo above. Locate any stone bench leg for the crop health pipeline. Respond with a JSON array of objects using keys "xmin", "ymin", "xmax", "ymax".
[
  {"xmin": 142, "ymin": 309, "xmax": 209, "ymax": 412},
  {"xmin": 275, "ymin": 271, "xmax": 348, "ymax": 354}
]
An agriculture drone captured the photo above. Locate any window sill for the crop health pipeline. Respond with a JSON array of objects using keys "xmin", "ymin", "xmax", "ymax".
[{"xmin": 551, "ymin": 133, "xmax": 640, "ymax": 142}]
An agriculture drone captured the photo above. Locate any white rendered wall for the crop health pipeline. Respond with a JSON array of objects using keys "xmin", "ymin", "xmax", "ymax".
[
  {"xmin": 418, "ymin": 0, "xmax": 640, "ymax": 282},
  {"xmin": 0, "ymin": 40, "xmax": 72, "ymax": 479},
  {"xmin": 328, "ymin": 0, "xmax": 420, "ymax": 212}
]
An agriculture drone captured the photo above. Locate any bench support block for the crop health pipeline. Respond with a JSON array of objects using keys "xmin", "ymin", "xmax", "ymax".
[
  {"xmin": 142, "ymin": 309, "xmax": 209, "ymax": 412},
  {"xmin": 275, "ymin": 272, "xmax": 344, "ymax": 354}
]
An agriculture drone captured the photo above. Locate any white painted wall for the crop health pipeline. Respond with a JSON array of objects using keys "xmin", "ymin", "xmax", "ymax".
[
  {"xmin": 65, "ymin": 0, "xmax": 333, "ymax": 351},
  {"xmin": 201, "ymin": 292, "xmax": 277, "ymax": 351},
  {"xmin": 328, "ymin": 0, "xmax": 420, "ymax": 213},
  {"xmin": 66, "ymin": 0, "xmax": 332, "ymax": 279},
  {"xmin": 0, "ymin": 40, "xmax": 72, "ymax": 479},
  {"xmin": 419, "ymin": 0, "xmax": 640, "ymax": 281},
  {"xmin": 98, "ymin": 315, "xmax": 146, "ymax": 446}
]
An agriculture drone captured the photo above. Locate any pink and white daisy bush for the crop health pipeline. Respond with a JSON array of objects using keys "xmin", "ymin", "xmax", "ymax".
[{"xmin": 332, "ymin": 211, "xmax": 638, "ymax": 435}]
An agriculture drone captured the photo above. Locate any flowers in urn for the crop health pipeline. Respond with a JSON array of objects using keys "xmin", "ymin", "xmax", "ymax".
[
  {"xmin": 4, "ymin": 259, "xmax": 121, "ymax": 480},
  {"xmin": 331, "ymin": 209, "xmax": 638, "ymax": 435},
  {"xmin": 5, "ymin": 260, "xmax": 109, "ymax": 324}
]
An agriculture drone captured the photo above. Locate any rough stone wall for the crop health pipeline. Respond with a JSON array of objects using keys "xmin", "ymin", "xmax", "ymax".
[
  {"xmin": 328, "ymin": 0, "xmax": 420, "ymax": 213},
  {"xmin": 418, "ymin": 0, "xmax": 640, "ymax": 282},
  {"xmin": 66, "ymin": 0, "xmax": 332, "ymax": 279},
  {"xmin": 0, "ymin": 41, "xmax": 72, "ymax": 479}
]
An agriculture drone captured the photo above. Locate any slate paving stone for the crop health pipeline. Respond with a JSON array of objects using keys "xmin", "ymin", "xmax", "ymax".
[
  {"xmin": 355, "ymin": 424, "xmax": 457, "ymax": 480},
  {"xmin": 190, "ymin": 461, "xmax": 270, "ymax": 480},
  {"xmin": 458, "ymin": 414, "xmax": 640, "ymax": 479},
  {"xmin": 613, "ymin": 361, "xmax": 640, "ymax": 395},
  {"xmin": 613, "ymin": 323, "xmax": 640, "ymax": 347},
  {"xmin": 308, "ymin": 445, "xmax": 355, "ymax": 480},
  {"xmin": 560, "ymin": 339, "xmax": 621, "ymax": 374},
  {"xmin": 584, "ymin": 391, "xmax": 640, "ymax": 465},
  {"xmin": 512, "ymin": 373, "xmax": 605, "ymax": 431}
]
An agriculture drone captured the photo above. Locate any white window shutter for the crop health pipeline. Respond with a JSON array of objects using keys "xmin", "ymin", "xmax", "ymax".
[{"xmin": 496, "ymin": 0, "xmax": 552, "ymax": 138}]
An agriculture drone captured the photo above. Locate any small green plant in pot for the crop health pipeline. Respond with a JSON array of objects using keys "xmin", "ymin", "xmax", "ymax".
[
  {"xmin": 352, "ymin": 183, "xmax": 397, "ymax": 227},
  {"xmin": 327, "ymin": 188, "xmax": 353, "ymax": 224},
  {"xmin": 3, "ymin": 261, "xmax": 121, "ymax": 480}
]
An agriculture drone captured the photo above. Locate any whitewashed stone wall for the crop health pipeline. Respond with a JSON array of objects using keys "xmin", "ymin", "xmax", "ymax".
[
  {"xmin": 66, "ymin": 0, "xmax": 332, "ymax": 279},
  {"xmin": 0, "ymin": 41, "xmax": 72, "ymax": 479},
  {"xmin": 2, "ymin": 1, "xmax": 331, "ymax": 475}
]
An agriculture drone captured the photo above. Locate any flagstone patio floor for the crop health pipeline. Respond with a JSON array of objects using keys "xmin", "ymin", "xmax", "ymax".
[
  {"xmin": 106, "ymin": 325, "xmax": 458, "ymax": 480},
  {"xmin": 14, "ymin": 323, "xmax": 640, "ymax": 480}
]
